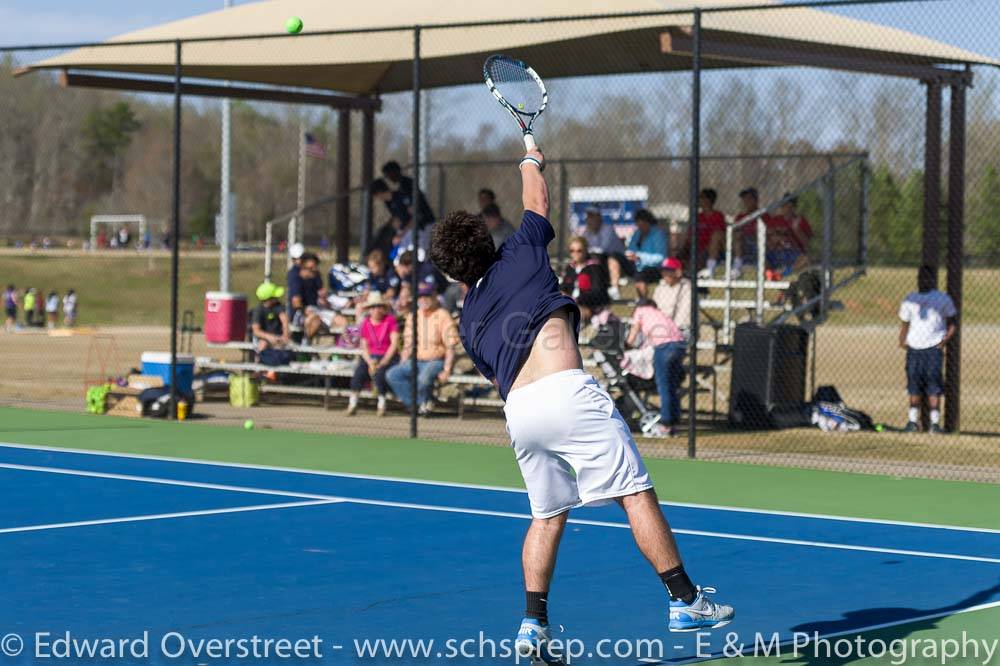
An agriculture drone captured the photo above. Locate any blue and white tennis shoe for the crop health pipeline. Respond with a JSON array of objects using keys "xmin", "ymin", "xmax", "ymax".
[
  {"xmin": 514, "ymin": 618, "xmax": 564, "ymax": 664},
  {"xmin": 668, "ymin": 587, "xmax": 735, "ymax": 632}
]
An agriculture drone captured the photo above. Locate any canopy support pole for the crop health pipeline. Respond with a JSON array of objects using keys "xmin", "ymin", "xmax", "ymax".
[
  {"xmin": 944, "ymin": 76, "xmax": 967, "ymax": 433},
  {"xmin": 360, "ymin": 108, "xmax": 376, "ymax": 256},
  {"xmin": 922, "ymin": 81, "xmax": 942, "ymax": 268},
  {"xmin": 410, "ymin": 26, "xmax": 422, "ymax": 439},
  {"xmin": 335, "ymin": 109, "xmax": 351, "ymax": 263}
]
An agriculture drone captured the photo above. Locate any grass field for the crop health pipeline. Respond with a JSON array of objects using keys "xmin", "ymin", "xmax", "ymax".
[{"xmin": 1, "ymin": 250, "xmax": 998, "ymax": 328}]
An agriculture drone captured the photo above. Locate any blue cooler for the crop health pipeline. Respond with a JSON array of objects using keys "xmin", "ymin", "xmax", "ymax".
[{"xmin": 141, "ymin": 352, "xmax": 195, "ymax": 394}]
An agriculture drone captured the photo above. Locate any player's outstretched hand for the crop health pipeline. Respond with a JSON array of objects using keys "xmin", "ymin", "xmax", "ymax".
[{"xmin": 524, "ymin": 148, "xmax": 545, "ymax": 171}]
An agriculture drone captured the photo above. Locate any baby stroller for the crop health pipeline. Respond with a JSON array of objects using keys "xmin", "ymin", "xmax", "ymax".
[{"xmin": 588, "ymin": 319, "xmax": 663, "ymax": 436}]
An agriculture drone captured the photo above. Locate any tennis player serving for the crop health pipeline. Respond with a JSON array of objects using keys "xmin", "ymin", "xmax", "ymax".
[{"xmin": 429, "ymin": 58, "xmax": 733, "ymax": 663}]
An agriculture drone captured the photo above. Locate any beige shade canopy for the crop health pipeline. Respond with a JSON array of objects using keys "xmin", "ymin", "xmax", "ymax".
[{"xmin": 21, "ymin": 0, "xmax": 998, "ymax": 95}]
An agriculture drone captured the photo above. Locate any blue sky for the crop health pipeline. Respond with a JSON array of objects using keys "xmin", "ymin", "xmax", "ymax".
[{"xmin": 0, "ymin": 1, "xmax": 996, "ymax": 58}]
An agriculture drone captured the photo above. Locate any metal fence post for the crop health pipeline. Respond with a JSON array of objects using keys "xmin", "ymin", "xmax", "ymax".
[
  {"xmin": 437, "ymin": 163, "xmax": 446, "ymax": 219},
  {"xmin": 821, "ymin": 161, "xmax": 835, "ymax": 320},
  {"xmin": 858, "ymin": 159, "xmax": 870, "ymax": 269},
  {"xmin": 169, "ymin": 39, "xmax": 183, "ymax": 419},
  {"xmin": 410, "ymin": 26, "xmax": 422, "ymax": 439},
  {"xmin": 686, "ymin": 8, "xmax": 701, "ymax": 460},
  {"xmin": 557, "ymin": 161, "xmax": 569, "ymax": 265}
]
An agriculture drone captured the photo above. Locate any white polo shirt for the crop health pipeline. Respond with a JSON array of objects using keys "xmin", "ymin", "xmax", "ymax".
[{"xmin": 899, "ymin": 289, "xmax": 956, "ymax": 350}]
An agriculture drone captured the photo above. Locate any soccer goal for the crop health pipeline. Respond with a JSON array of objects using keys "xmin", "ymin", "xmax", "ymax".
[{"xmin": 89, "ymin": 215, "xmax": 147, "ymax": 250}]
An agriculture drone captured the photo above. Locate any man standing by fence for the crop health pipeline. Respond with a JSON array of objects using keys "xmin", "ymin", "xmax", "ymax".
[{"xmin": 899, "ymin": 265, "xmax": 957, "ymax": 434}]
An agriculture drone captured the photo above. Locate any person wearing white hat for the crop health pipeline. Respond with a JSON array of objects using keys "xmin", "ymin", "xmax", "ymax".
[{"xmin": 346, "ymin": 291, "xmax": 400, "ymax": 416}]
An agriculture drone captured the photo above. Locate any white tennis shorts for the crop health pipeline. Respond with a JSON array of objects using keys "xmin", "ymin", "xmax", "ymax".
[{"xmin": 504, "ymin": 369, "xmax": 653, "ymax": 518}]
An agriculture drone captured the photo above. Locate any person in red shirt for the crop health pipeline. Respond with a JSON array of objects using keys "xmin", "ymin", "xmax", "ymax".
[
  {"xmin": 690, "ymin": 188, "xmax": 727, "ymax": 278},
  {"xmin": 730, "ymin": 187, "xmax": 781, "ymax": 278},
  {"xmin": 766, "ymin": 193, "xmax": 813, "ymax": 276}
]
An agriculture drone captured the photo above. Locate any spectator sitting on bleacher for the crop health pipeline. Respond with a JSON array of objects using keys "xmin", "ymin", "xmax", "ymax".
[
  {"xmin": 575, "ymin": 289, "xmax": 620, "ymax": 349},
  {"xmin": 767, "ymin": 193, "xmax": 813, "ymax": 276},
  {"xmin": 394, "ymin": 250, "xmax": 439, "ymax": 294},
  {"xmin": 687, "ymin": 188, "xmax": 727, "ymax": 278},
  {"xmin": 626, "ymin": 299, "xmax": 686, "ymax": 438},
  {"xmin": 251, "ymin": 282, "xmax": 292, "ymax": 365},
  {"xmin": 394, "ymin": 281, "xmax": 413, "ymax": 321},
  {"xmin": 580, "ymin": 207, "xmax": 629, "ymax": 300},
  {"xmin": 626, "ymin": 209, "xmax": 668, "ymax": 301},
  {"xmin": 560, "ymin": 236, "xmax": 609, "ymax": 299},
  {"xmin": 347, "ymin": 292, "xmax": 400, "ymax": 417},
  {"xmin": 653, "ymin": 257, "xmax": 692, "ymax": 340},
  {"xmin": 370, "ymin": 178, "xmax": 402, "ymax": 259},
  {"xmin": 363, "ymin": 249, "xmax": 400, "ymax": 300},
  {"xmin": 288, "ymin": 252, "xmax": 344, "ymax": 342},
  {"xmin": 478, "ymin": 187, "xmax": 497, "ymax": 212},
  {"xmin": 287, "ymin": 247, "xmax": 318, "ymax": 329},
  {"xmin": 731, "ymin": 187, "xmax": 778, "ymax": 279},
  {"xmin": 386, "ymin": 284, "xmax": 459, "ymax": 416},
  {"xmin": 442, "ymin": 280, "xmax": 468, "ymax": 316},
  {"xmin": 483, "ymin": 203, "xmax": 515, "ymax": 250}
]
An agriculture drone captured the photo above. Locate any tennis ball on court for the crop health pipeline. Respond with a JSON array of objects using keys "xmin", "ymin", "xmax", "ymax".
[
  {"xmin": 244, "ymin": 419, "xmax": 255, "ymax": 430},
  {"xmin": 875, "ymin": 424, "xmax": 884, "ymax": 432},
  {"xmin": 285, "ymin": 16, "xmax": 303, "ymax": 34}
]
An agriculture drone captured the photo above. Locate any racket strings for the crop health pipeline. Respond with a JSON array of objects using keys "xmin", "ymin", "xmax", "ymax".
[{"xmin": 488, "ymin": 58, "xmax": 543, "ymax": 114}]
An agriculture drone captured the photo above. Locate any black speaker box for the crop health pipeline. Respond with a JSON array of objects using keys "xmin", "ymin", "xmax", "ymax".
[{"xmin": 729, "ymin": 323, "xmax": 809, "ymax": 429}]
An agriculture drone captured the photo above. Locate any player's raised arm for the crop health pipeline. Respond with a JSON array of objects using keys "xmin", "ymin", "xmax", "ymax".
[{"xmin": 520, "ymin": 148, "xmax": 548, "ymax": 219}]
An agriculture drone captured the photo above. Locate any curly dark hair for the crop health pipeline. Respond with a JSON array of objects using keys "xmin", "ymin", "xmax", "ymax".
[{"xmin": 430, "ymin": 210, "xmax": 497, "ymax": 285}]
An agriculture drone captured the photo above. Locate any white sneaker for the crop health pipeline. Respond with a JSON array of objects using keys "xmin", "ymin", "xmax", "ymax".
[
  {"xmin": 418, "ymin": 400, "xmax": 435, "ymax": 416},
  {"xmin": 514, "ymin": 619, "xmax": 563, "ymax": 664},
  {"xmin": 643, "ymin": 423, "xmax": 674, "ymax": 438},
  {"xmin": 669, "ymin": 587, "xmax": 735, "ymax": 632},
  {"xmin": 697, "ymin": 267, "xmax": 714, "ymax": 280},
  {"xmin": 728, "ymin": 266, "xmax": 743, "ymax": 280},
  {"xmin": 376, "ymin": 396, "xmax": 387, "ymax": 417},
  {"xmin": 345, "ymin": 399, "xmax": 358, "ymax": 416}
]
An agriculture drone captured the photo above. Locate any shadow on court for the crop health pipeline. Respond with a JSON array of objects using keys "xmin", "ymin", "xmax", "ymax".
[{"xmin": 779, "ymin": 582, "xmax": 1000, "ymax": 665}]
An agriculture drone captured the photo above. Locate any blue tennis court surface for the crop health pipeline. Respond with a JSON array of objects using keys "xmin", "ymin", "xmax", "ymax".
[{"xmin": 1, "ymin": 442, "xmax": 998, "ymax": 664}]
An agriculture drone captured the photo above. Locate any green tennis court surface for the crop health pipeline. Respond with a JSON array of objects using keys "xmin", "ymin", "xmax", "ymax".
[{"xmin": 2, "ymin": 406, "xmax": 998, "ymax": 664}]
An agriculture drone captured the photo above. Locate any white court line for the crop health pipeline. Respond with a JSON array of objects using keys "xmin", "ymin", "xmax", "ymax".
[
  {"xmin": 0, "ymin": 499, "xmax": 341, "ymax": 535},
  {"xmin": 2, "ymin": 441, "xmax": 997, "ymax": 534},
  {"xmin": 2, "ymin": 462, "xmax": 999, "ymax": 565}
]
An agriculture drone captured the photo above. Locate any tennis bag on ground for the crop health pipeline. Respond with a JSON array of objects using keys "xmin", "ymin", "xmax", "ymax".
[
  {"xmin": 229, "ymin": 373, "xmax": 260, "ymax": 407},
  {"xmin": 810, "ymin": 385, "xmax": 876, "ymax": 432},
  {"xmin": 139, "ymin": 387, "xmax": 196, "ymax": 418}
]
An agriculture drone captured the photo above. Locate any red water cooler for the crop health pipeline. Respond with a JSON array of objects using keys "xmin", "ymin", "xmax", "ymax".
[{"xmin": 204, "ymin": 292, "xmax": 248, "ymax": 343}]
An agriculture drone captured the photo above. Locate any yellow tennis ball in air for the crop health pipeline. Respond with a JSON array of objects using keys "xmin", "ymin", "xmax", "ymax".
[
  {"xmin": 517, "ymin": 103, "xmax": 525, "ymax": 110},
  {"xmin": 285, "ymin": 16, "xmax": 303, "ymax": 34}
]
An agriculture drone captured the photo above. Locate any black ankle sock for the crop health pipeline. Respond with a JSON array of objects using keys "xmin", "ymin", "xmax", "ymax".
[
  {"xmin": 525, "ymin": 591, "xmax": 549, "ymax": 625},
  {"xmin": 659, "ymin": 566, "xmax": 696, "ymax": 604}
]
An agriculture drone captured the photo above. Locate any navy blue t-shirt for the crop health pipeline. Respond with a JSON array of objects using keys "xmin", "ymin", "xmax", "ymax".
[
  {"xmin": 286, "ymin": 265, "xmax": 321, "ymax": 309},
  {"xmin": 459, "ymin": 211, "xmax": 580, "ymax": 400}
]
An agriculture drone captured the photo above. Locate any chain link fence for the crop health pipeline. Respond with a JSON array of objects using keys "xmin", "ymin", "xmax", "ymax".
[{"xmin": 1, "ymin": 0, "xmax": 997, "ymax": 481}]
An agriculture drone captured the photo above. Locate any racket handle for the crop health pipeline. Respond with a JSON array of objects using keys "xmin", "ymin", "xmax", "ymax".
[{"xmin": 523, "ymin": 133, "xmax": 537, "ymax": 152}]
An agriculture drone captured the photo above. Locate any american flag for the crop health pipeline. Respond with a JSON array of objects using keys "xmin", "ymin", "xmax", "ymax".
[{"xmin": 304, "ymin": 132, "xmax": 327, "ymax": 159}]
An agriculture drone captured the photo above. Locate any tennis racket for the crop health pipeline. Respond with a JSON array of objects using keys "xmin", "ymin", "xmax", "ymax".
[{"xmin": 483, "ymin": 54, "xmax": 547, "ymax": 151}]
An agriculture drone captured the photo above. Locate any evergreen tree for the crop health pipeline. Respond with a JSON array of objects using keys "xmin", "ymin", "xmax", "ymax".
[{"xmin": 969, "ymin": 165, "xmax": 1000, "ymax": 265}]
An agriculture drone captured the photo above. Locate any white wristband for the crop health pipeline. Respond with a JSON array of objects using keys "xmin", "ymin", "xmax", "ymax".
[{"xmin": 519, "ymin": 157, "xmax": 543, "ymax": 172}]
